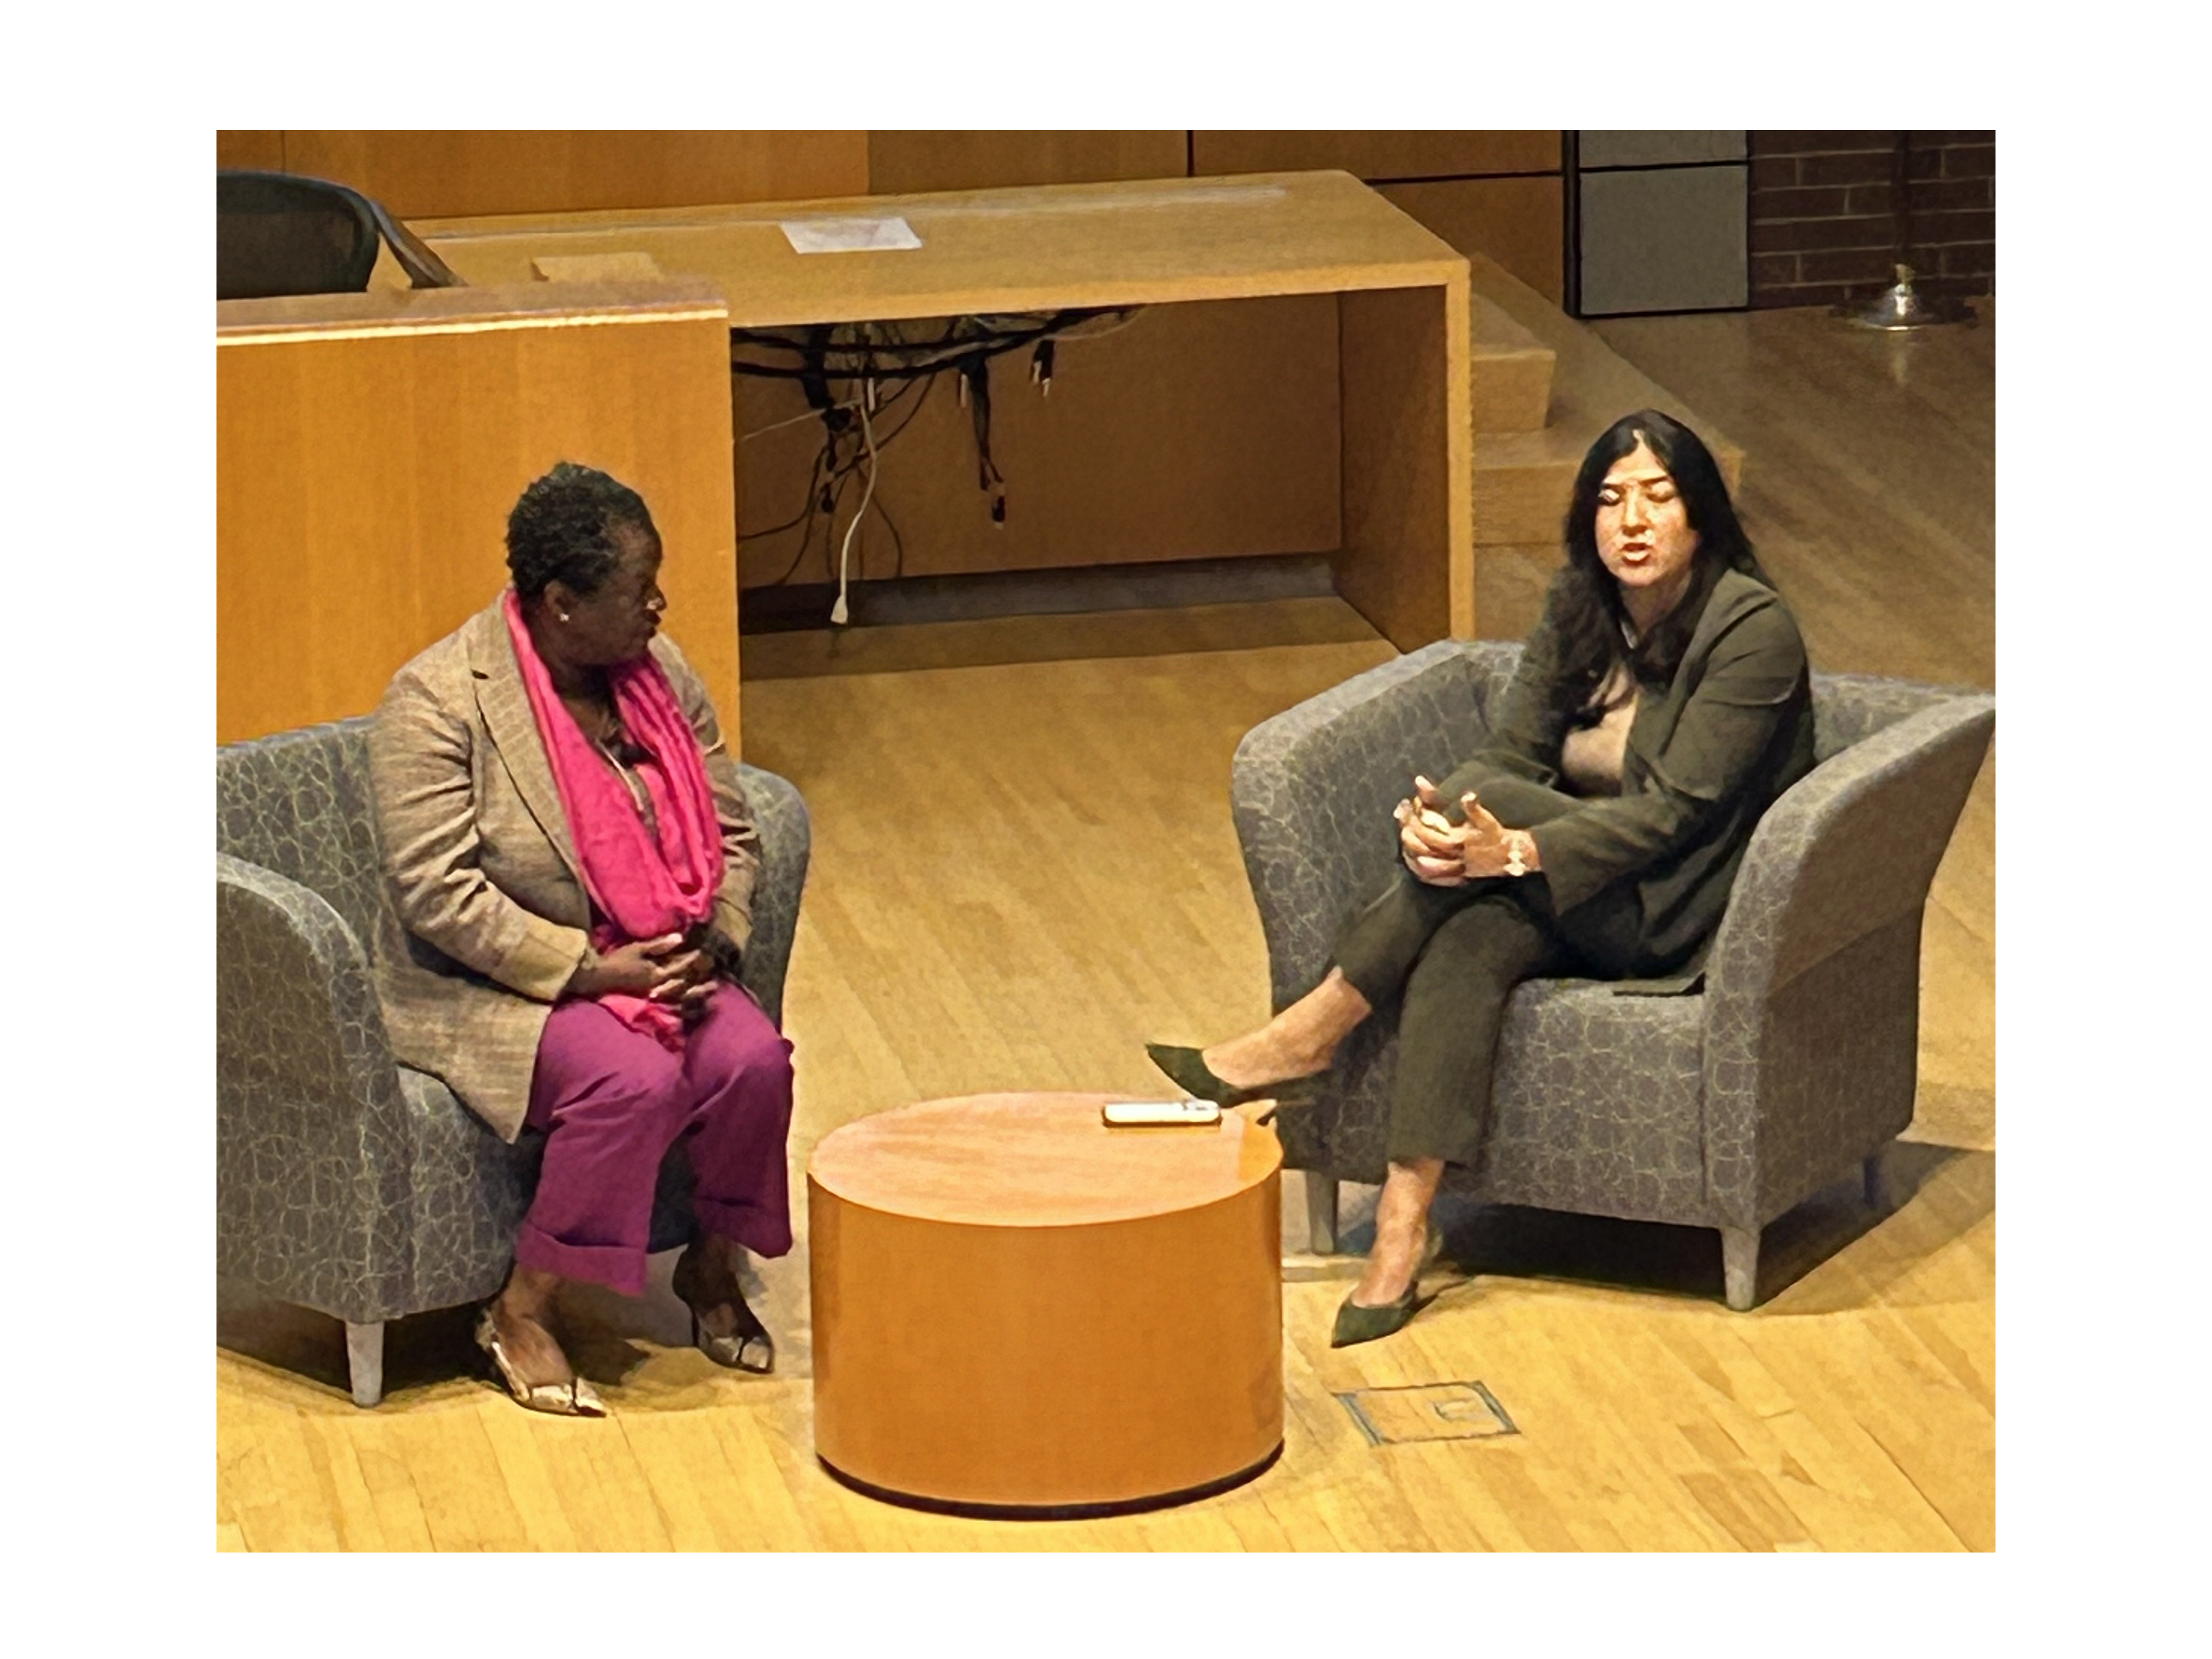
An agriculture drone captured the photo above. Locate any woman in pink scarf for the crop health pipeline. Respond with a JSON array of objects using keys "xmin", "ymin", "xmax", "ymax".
[{"xmin": 370, "ymin": 464, "xmax": 793, "ymax": 1417}]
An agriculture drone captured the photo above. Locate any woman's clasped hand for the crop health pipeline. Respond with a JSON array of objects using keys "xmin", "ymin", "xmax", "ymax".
[
  {"xmin": 1393, "ymin": 775, "xmax": 1523, "ymax": 884},
  {"xmin": 567, "ymin": 932, "xmax": 711, "ymax": 1007}
]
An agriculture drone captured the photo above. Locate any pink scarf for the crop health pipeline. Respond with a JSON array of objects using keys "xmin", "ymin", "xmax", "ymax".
[{"xmin": 503, "ymin": 589, "xmax": 725, "ymax": 1048}]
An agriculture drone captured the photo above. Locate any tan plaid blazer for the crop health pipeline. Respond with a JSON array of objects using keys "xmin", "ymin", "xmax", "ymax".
[{"xmin": 367, "ymin": 598, "xmax": 761, "ymax": 1141}]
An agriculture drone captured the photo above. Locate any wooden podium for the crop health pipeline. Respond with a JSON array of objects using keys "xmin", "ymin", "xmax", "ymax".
[{"xmin": 216, "ymin": 278, "xmax": 741, "ymax": 747}]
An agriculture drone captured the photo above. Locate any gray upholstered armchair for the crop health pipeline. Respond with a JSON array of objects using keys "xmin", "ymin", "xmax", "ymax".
[
  {"xmin": 216, "ymin": 717, "xmax": 810, "ymax": 1404},
  {"xmin": 1231, "ymin": 640, "xmax": 1993, "ymax": 1309}
]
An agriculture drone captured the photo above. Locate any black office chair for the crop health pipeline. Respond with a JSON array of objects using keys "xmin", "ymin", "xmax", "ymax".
[{"xmin": 218, "ymin": 169, "xmax": 463, "ymax": 301}]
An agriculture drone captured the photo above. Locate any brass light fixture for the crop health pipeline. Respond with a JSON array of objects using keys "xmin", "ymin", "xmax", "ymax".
[
  {"xmin": 1845, "ymin": 261, "xmax": 1975, "ymax": 330},
  {"xmin": 1834, "ymin": 133, "xmax": 1977, "ymax": 329}
]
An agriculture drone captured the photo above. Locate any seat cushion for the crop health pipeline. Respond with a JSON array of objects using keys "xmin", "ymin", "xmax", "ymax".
[
  {"xmin": 397, "ymin": 1067, "xmax": 534, "ymax": 1311},
  {"xmin": 399, "ymin": 1067, "xmax": 703, "ymax": 1314},
  {"xmin": 1482, "ymin": 981, "xmax": 1707, "ymax": 1222}
]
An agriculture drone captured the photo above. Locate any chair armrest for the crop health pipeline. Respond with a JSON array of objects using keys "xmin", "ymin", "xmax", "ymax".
[
  {"xmin": 1809, "ymin": 671, "xmax": 1978, "ymax": 758},
  {"xmin": 359, "ymin": 195, "xmax": 464, "ymax": 289},
  {"xmin": 216, "ymin": 852, "xmax": 414, "ymax": 1320},
  {"xmin": 1230, "ymin": 642, "xmax": 1508, "ymax": 1008},
  {"xmin": 734, "ymin": 764, "xmax": 810, "ymax": 1030},
  {"xmin": 1702, "ymin": 694, "xmax": 1995, "ymax": 1222}
]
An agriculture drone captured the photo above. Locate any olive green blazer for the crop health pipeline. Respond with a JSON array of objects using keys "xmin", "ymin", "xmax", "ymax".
[
  {"xmin": 367, "ymin": 598, "xmax": 761, "ymax": 1141},
  {"xmin": 1474, "ymin": 565, "xmax": 1815, "ymax": 974}
]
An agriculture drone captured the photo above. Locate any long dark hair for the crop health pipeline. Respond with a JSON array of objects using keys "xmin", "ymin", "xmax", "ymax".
[{"xmin": 1551, "ymin": 409, "xmax": 1773, "ymax": 719}]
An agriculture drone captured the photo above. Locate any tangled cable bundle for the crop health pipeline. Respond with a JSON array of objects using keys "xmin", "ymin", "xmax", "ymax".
[{"xmin": 733, "ymin": 308, "xmax": 1145, "ymax": 601}]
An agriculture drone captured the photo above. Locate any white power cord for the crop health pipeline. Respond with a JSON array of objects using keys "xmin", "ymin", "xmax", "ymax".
[
  {"xmin": 830, "ymin": 389, "xmax": 878, "ymax": 627},
  {"xmin": 739, "ymin": 398, "xmax": 858, "ymax": 444}
]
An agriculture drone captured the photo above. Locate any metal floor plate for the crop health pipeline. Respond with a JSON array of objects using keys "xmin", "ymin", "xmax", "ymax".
[{"xmin": 1335, "ymin": 1380, "xmax": 1518, "ymax": 1446}]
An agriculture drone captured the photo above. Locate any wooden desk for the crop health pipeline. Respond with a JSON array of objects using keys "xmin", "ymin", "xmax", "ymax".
[
  {"xmin": 418, "ymin": 171, "xmax": 1475, "ymax": 648},
  {"xmin": 217, "ymin": 279, "xmax": 741, "ymax": 747}
]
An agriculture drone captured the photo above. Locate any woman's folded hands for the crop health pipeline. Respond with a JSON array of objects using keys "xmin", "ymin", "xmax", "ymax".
[
  {"xmin": 567, "ymin": 933, "xmax": 709, "ymax": 1002},
  {"xmin": 1394, "ymin": 775, "xmax": 1520, "ymax": 884}
]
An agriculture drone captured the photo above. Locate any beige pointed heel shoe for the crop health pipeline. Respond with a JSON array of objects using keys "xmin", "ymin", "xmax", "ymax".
[
  {"xmin": 672, "ymin": 1248, "xmax": 776, "ymax": 1374},
  {"xmin": 474, "ymin": 1308, "xmax": 607, "ymax": 1417}
]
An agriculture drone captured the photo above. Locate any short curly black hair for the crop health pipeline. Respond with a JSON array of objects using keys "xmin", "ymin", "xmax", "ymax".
[{"xmin": 505, "ymin": 462, "xmax": 659, "ymax": 599}]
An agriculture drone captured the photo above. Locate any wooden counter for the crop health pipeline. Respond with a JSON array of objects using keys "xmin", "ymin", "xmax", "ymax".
[
  {"xmin": 420, "ymin": 171, "xmax": 1464, "ymax": 323},
  {"xmin": 216, "ymin": 279, "xmax": 741, "ymax": 748},
  {"xmin": 416, "ymin": 172, "xmax": 1474, "ymax": 648}
]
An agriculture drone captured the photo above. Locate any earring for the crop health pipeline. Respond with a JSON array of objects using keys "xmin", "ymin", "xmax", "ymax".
[{"xmin": 558, "ymin": 612, "xmax": 571, "ymax": 622}]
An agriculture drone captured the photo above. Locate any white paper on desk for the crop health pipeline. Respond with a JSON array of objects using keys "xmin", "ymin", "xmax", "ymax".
[{"xmin": 779, "ymin": 215, "xmax": 922, "ymax": 255}]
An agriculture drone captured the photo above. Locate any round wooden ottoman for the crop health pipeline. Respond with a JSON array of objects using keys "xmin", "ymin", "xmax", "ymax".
[{"xmin": 807, "ymin": 1091, "xmax": 1283, "ymax": 1515}]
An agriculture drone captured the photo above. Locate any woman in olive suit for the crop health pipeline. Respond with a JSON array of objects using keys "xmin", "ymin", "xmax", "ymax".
[{"xmin": 1150, "ymin": 409, "xmax": 1815, "ymax": 1347}]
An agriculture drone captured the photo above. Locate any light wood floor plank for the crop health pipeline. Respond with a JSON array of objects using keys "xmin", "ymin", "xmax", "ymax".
[
  {"xmin": 700, "ymin": 1404, "xmax": 815, "ymax": 1550},
  {"xmin": 219, "ymin": 1395, "xmax": 345, "ymax": 1553},
  {"xmin": 463, "ymin": 1403, "xmax": 581, "ymax": 1552},
  {"xmin": 1217, "ymin": 1498, "xmax": 1296, "ymax": 1552},
  {"xmin": 344, "ymin": 1418, "xmax": 440, "ymax": 1551},
  {"xmin": 411, "ymin": 1408, "xmax": 542, "ymax": 1552},
  {"xmin": 299, "ymin": 1413, "xmax": 402, "ymax": 1552}
]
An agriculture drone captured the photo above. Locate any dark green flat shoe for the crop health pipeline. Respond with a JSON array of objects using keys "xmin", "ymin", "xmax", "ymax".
[{"xmin": 1144, "ymin": 1042, "xmax": 1325, "ymax": 1111}]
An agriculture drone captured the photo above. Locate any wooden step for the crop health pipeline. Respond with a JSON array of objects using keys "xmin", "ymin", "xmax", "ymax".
[
  {"xmin": 1468, "ymin": 254, "xmax": 1744, "ymax": 546},
  {"xmin": 1470, "ymin": 292, "xmax": 1553, "ymax": 435}
]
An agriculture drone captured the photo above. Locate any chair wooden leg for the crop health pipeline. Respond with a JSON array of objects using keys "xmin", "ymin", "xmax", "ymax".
[
  {"xmin": 1720, "ymin": 1227, "xmax": 1760, "ymax": 1311},
  {"xmin": 1864, "ymin": 1148, "xmax": 1897, "ymax": 1215},
  {"xmin": 345, "ymin": 1320, "xmax": 385, "ymax": 1408},
  {"xmin": 1303, "ymin": 1172, "xmax": 1340, "ymax": 1255}
]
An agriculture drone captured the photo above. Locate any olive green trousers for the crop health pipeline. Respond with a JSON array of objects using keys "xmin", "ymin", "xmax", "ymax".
[{"xmin": 1328, "ymin": 768, "xmax": 1690, "ymax": 1168}]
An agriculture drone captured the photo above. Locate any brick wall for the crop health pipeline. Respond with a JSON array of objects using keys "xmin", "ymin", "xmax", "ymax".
[{"xmin": 1747, "ymin": 131, "xmax": 1994, "ymax": 310}]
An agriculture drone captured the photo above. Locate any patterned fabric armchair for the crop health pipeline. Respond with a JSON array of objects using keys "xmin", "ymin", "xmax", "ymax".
[
  {"xmin": 1231, "ymin": 641, "xmax": 1993, "ymax": 1309},
  {"xmin": 216, "ymin": 717, "xmax": 810, "ymax": 1404}
]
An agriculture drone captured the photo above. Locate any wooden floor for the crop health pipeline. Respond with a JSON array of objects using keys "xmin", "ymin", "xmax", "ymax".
[{"xmin": 216, "ymin": 304, "xmax": 1995, "ymax": 1551}]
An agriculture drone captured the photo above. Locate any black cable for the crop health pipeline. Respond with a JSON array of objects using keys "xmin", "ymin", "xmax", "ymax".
[
  {"xmin": 738, "ymin": 367, "xmax": 925, "ymax": 592},
  {"xmin": 822, "ymin": 457, "xmax": 869, "ymax": 587},
  {"xmin": 758, "ymin": 468, "xmax": 827, "ymax": 588},
  {"xmin": 866, "ymin": 369, "xmax": 936, "ymax": 451},
  {"xmin": 731, "ymin": 344, "xmax": 1010, "ymax": 381},
  {"xmin": 794, "ymin": 322, "xmax": 837, "ymax": 413},
  {"xmin": 765, "ymin": 449, "xmax": 858, "ymax": 589},
  {"xmin": 732, "ymin": 317, "xmax": 1061, "ymax": 361},
  {"xmin": 737, "ymin": 438, "xmax": 831, "ymax": 542},
  {"xmin": 734, "ymin": 309, "xmax": 1140, "ymax": 370},
  {"xmin": 739, "ymin": 307, "xmax": 1104, "ymax": 585},
  {"xmin": 855, "ymin": 372, "xmax": 921, "ymax": 427},
  {"xmin": 965, "ymin": 355, "xmax": 1001, "ymax": 495},
  {"xmin": 729, "ymin": 308, "xmax": 1132, "ymax": 383},
  {"xmin": 870, "ymin": 489, "xmax": 905, "ymax": 582},
  {"xmin": 959, "ymin": 355, "xmax": 1005, "ymax": 525}
]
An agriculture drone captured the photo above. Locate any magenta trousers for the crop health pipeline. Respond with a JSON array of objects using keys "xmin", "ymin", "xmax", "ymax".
[{"xmin": 518, "ymin": 984, "xmax": 795, "ymax": 1295}]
